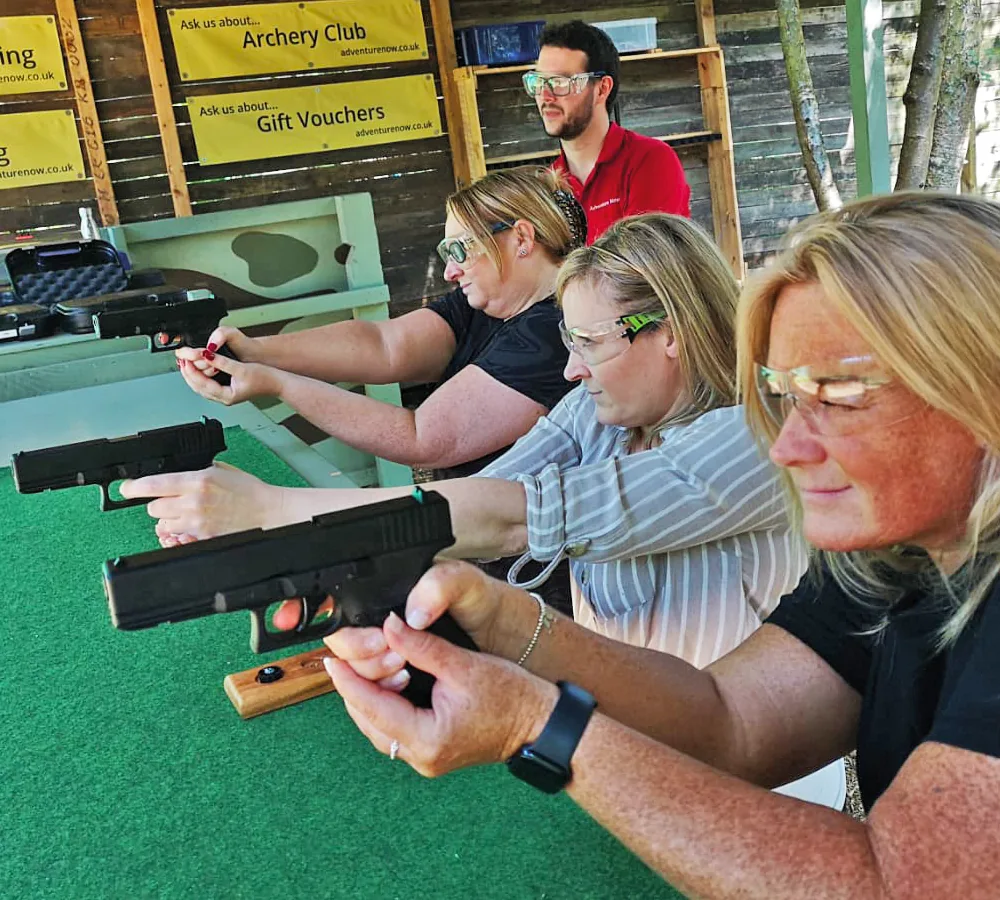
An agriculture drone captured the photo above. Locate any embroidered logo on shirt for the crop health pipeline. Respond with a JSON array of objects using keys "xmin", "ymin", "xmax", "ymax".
[{"xmin": 589, "ymin": 197, "xmax": 621, "ymax": 211}]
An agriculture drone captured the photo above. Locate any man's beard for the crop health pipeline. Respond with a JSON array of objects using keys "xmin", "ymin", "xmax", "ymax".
[{"xmin": 539, "ymin": 102, "xmax": 594, "ymax": 141}]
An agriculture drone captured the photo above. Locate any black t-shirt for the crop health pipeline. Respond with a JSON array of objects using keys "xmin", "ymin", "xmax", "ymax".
[
  {"xmin": 767, "ymin": 566, "xmax": 1000, "ymax": 811},
  {"xmin": 427, "ymin": 287, "xmax": 571, "ymax": 478}
]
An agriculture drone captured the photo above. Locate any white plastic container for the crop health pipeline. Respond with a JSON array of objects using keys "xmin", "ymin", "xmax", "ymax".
[{"xmin": 591, "ymin": 18, "xmax": 658, "ymax": 54}]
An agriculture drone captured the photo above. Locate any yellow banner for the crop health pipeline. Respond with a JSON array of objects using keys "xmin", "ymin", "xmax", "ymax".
[
  {"xmin": 189, "ymin": 73, "xmax": 441, "ymax": 165},
  {"xmin": 0, "ymin": 109, "xmax": 86, "ymax": 190},
  {"xmin": 169, "ymin": 0, "xmax": 428, "ymax": 81},
  {"xmin": 0, "ymin": 15, "xmax": 67, "ymax": 96}
]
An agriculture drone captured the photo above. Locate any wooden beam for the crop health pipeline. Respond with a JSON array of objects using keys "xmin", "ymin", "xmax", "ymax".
[
  {"xmin": 54, "ymin": 0, "xmax": 119, "ymax": 226},
  {"xmin": 136, "ymin": 0, "xmax": 192, "ymax": 216},
  {"xmin": 454, "ymin": 66, "xmax": 487, "ymax": 183},
  {"xmin": 697, "ymin": 49, "xmax": 745, "ymax": 281},
  {"xmin": 695, "ymin": 0, "xmax": 718, "ymax": 47},
  {"xmin": 427, "ymin": 0, "xmax": 471, "ymax": 189}
]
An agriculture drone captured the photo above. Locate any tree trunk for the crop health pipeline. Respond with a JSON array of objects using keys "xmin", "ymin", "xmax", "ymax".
[
  {"xmin": 896, "ymin": 0, "xmax": 949, "ymax": 189},
  {"xmin": 776, "ymin": 0, "xmax": 842, "ymax": 210},
  {"xmin": 926, "ymin": 0, "xmax": 983, "ymax": 190}
]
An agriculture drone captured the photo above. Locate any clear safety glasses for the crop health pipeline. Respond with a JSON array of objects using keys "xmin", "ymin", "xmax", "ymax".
[
  {"xmin": 522, "ymin": 71, "xmax": 607, "ymax": 98},
  {"xmin": 559, "ymin": 311, "xmax": 667, "ymax": 366},
  {"xmin": 755, "ymin": 356, "xmax": 909, "ymax": 436}
]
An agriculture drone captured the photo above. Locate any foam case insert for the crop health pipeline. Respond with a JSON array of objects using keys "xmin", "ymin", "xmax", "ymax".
[{"xmin": 6, "ymin": 240, "xmax": 129, "ymax": 307}]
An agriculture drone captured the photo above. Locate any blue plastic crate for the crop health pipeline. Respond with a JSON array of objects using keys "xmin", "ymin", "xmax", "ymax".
[{"xmin": 456, "ymin": 21, "xmax": 545, "ymax": 67}]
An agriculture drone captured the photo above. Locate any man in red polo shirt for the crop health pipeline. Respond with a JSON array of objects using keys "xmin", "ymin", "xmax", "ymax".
[{"xmin": 524, "ymin": 20, "xmax": 691, "ymax": 243}]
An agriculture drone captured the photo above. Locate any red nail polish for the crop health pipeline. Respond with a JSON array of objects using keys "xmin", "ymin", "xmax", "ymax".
[
  {"xmin": 206, "ymin": 342, "xmax": 218, "ymax": 353},
  {"xmin": 203, "ymin": 350, "xmax": 216, "ymax": 361}
]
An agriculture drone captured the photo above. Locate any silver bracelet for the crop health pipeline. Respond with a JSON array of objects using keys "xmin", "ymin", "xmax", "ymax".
[{"xmin": 517, "ymin": 592, "xmax": 549, "ymax": 667}]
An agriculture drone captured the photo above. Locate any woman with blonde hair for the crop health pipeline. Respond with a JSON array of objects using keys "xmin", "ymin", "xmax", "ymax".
[
  {"xmin": 319, "ymin": 192, "xmax": 1000, "ymax": 897},
  {"xmin": 126, "ymin": 212, "xmax": 805, "ymax": 671},
  {"xmin": 173, "ymin": 165, "xmax": 587, "ymax": 477}
]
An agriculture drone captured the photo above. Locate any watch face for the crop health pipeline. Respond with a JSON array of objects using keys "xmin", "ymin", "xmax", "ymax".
[{"xmin": 506, "ymin": 747, "xmax": 569, "ymax": 795}]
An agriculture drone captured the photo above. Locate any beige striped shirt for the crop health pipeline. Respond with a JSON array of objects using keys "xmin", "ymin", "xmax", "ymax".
[{"xmin": 480, "ymin": 387, "xmax": 808, "ymax": 668}]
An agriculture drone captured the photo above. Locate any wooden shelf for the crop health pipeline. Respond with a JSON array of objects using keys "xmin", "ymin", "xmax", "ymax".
[
  {"xmin": 473, "ymin": 45, "xmax": 719, "ymax": 76},
  {"xmin": 485, "ymin": 130, "xmax": 720, "ymax": 167}
]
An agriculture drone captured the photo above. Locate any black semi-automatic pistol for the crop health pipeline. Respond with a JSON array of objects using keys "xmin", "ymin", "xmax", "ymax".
[
  {"xmin": 12, "ymin": 418, "xmax": 226, "ymax": 511},
  {"xmin": 92, "ymin": 287, "xmax": 237, "ymax": 384},
  {"xmin": 104, "ymin": 488, "xmax": 476, "ymax": 708}
]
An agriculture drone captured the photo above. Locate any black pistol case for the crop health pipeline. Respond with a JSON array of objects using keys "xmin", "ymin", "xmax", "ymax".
[
  {"xmin": 5, "ymin": 240, "xmax": 130, "ymax": 307},
  {"xmin": 0, "ymin": 303, "xmax": 56, "ymax": 343}
]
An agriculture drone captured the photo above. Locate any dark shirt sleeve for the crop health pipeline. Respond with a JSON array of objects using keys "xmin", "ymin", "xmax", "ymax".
[
  {"xmin": 623, "ymin": 142, "xmax": 691, "ymax": 219},
  {"xmin": 929, "ymin": 579, "xmax": 1000, "ymax": 760},
  {"xmin": 765, "ymin": 567, "xmax": 878, "ymax": 695},
  {"xmin": 426, "ymin": 287, "xmax": 472, "ymax": 339},
  {"xmin": 474, "ymin": 302, "xmax": 572, "ymax": 411}
]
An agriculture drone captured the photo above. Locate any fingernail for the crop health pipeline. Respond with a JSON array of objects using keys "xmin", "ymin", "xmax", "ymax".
[
  {"xmin": 206, "ymin": 342, "xmax": 218, "ymax": 353},
  {"xmin": 383, "ymin": 669, "xmax": 410, "ymax": 690},
  {"xmin": 364, "ymin": 633, "xmax": 387, "ymax": 653},
  {"xmin": 322, "ymin": 657, "xmax": 337, "ymax": 679},
  {"xmin": 203, "ymin": 350, "xmax": 216, "ymax": 361},
  {"xmin": 405, "ymin": 609, "xmax": 430, "ymax": 630},
  {"xmin": 383, "ymin": 651, "xmax": 405, "ymax": 669}
]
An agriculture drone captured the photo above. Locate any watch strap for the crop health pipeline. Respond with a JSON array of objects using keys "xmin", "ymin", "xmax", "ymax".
[{"xmin": 529, "ymin": 680, "xmax": 597, "ymax": 769}]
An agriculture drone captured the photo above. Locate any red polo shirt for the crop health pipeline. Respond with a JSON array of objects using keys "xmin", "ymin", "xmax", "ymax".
[{"xmin": 551, "ymin": 122, "xmax": 691, "ymax": 244}]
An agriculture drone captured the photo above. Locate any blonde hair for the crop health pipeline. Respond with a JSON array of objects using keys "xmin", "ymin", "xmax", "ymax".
[
  {"xmin": 446, "ymin": 166, "xmax": 585, "ymax": 273},
  {"xmin": 737, "ymin": 191, "xmax": 1000, "ymax": 644},
  {"xmin": 556, "ymin": 213, "xmax": 740, "ymax": 448}
]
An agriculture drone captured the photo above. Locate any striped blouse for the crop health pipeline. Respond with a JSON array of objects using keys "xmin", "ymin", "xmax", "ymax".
[{"xmin": 479, "ymin": 387, "xmax": 808, "ymax": 668}]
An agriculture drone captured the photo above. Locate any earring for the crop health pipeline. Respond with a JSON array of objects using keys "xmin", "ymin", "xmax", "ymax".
[{"xmin": 517, "ymin": 248, "xmax": 528, "ymax": 258}]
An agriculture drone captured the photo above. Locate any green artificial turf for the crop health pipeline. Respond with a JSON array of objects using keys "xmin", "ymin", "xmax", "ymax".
[{"xmin": 0, "ymin": 427, "xmax": 683, "ymax": 900}]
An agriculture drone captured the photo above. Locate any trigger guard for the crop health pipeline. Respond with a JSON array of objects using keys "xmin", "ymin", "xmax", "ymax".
[{"xmin": 297, "ymin": 595, "xmax": 340, "ymax": 635}]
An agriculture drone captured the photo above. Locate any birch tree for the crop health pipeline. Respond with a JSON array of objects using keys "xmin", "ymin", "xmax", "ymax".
[
  {"xmin": 776, "ymin": 0, "xmax": 842, "ymax": 209},
  {"xmin": 925, "ymin": 0, "xmax": 982, "ymax": 189},
  {"xmin": 896, "ymin": 0, "xmax": 949, "ymax": 189},
  {"xmin": 778, "ymin": 0, "xmax": 983, "ymax": 203}
]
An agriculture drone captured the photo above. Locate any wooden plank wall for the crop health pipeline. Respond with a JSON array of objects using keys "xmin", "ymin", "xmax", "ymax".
[
  {"xmin": 0, "ymin": 0, "xmax": 94, "ymax": 240},
  {"xmin": 0, "ymin": 0, "xmax": 455, "ymax": 311},
  {"xmin": 718, "ymin": 0, "xmax": 1000, "ymax": 267},
  {"xmin": 2, "ymin": 0, "xmax": 999, "ymax": 303},
  {"xmin": 457, "ymin": 1, "xmax": 717, "ymax": 241}
]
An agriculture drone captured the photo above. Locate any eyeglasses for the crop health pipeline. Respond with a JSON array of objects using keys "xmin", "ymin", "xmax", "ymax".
[
  {"xmin": 755, "ymin": 357, "xmax": 904, "ymax": 436},
  {"xmin": 436, "ymin": 221, "xmax": 513, "ymax": 265},
  {"xmin": 522, "ymin": 71, "xmax": 607, "ymax": 98},
  {"xmin": 559, "ymin": 311, "xmax": 667, "ymax": 366}
]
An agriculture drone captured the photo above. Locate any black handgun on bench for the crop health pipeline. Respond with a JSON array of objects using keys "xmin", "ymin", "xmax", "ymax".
[
  {"xmin": 103, "ymin": 488, "xmax": 477, "ymax": 708},
  {"xmin": 12, "ymin": 418, "xmax": 226, "ymax": 511},
  {"xmin": 92, "ymin": 287, "xmax": 237, "ymax": 385}
]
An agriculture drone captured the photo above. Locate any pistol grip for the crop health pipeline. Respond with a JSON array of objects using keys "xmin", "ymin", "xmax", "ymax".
[
  {"xmin": 211, "ymin": 344, "xmax": 237, "ymax": 387},
  {"xmin": 399, "ymin": 612, "xmax": 477, "ymax": 709}
]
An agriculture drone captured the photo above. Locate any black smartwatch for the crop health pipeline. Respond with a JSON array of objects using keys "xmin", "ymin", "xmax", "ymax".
[{"xmin": 506, "ymin": 681, "xmax": 597, "ymax": 794}]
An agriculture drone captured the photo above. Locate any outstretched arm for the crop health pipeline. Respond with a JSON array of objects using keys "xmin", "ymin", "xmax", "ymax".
[
  {"xmin": 119, "ymin": 465, "xmax": 532, "ymax": 559},
  {"xmin": 267, "ymin": 363, "xmax": 549, "ymax": 470},
  {"xmin": 177, "ymin": 308, "xmax": 457, "ymax": 387}
]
